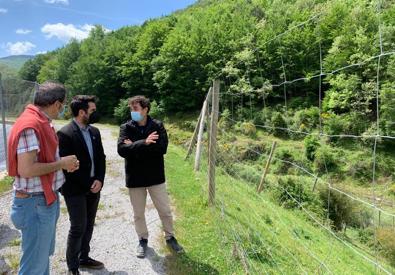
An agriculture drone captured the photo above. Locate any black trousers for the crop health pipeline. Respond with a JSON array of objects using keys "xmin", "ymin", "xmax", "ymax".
[{"xmin": 64, "ymin": 191, "xmax": 100, "ymax": 270}]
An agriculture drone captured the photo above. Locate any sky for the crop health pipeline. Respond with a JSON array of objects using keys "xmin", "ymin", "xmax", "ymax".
[{"xmin": 0, "ymin": 0, "xmax": 197, "ymax": 58}]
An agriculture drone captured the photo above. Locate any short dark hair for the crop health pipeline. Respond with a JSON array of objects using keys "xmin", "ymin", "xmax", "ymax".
[
  {"xmin": 70, "ymin": 95, "xmax": 97, "ymax": 117},
  {"xmin": 128, "ymin": 95, "xmax": 150, "ymax": 112},
  {"xmin": 33, "ymin": 81, "xmax": 66, "ymax": 107}
]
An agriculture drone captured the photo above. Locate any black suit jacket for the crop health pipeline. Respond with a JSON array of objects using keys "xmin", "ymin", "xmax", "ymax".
[
  {"xmin": 117, "ymin": 116, "xmax": 168, "ymax": 188},
  {"xmin": 57, "ymin": 120, "xmax": 106, "ymax": 197}
]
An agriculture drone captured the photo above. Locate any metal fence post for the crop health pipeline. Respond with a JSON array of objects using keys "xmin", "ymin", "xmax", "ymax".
[{"xmin": 0, "ymin": 73, "xmax": 8, "ymax": 171}]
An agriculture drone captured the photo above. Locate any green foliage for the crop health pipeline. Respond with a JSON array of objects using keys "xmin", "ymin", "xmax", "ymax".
[
  {"xmin": 14, "ymin": 0, "xmax": 395, "ymax": 134},
  {"xmin": 273, "ymin": 176, "xmax": 323, "ymax": 216},
  {"xmin": 225, "ymin": 162, "xmax": 261, "ymax": 185},
  {"xmin": 271, "ymin": 111, "xmax": 288, "ymax": 137},
  {"xmin": 0, "ymin": 176, "xmax": 14, "ymax": 194},
  {"xmin": 149, "ymin": 100, "xmax": 165, "ymax": 120},
  {"xmin": 218, "ymin": 108, "xmax": 233, "ymax": 129},
  {"xmin": 113, "ymin": 98, "xmax": 130, "ymax": 124},
  {"xmin": 290, "ymin": 107, "xmax": 320, "ymax": 137},
  {"xmin": 346, "ymin": 152, "xmax": 373, "ymax": 181},
  {"xmin": 252, "ymin": 107, "xmax": 272, "ymax": 126},
  {"xmin": 377, "ymin": 228, "xmax": 395, "ymax": 266},
  {"xmin": 272, "ymin": 147, "xmax": 296, "ymax": 174},
  {"xmin": 19, "ymin": 54, "xmax": 52, "ymax": 82},
  {"xmin": 0, "ymin": 63, "xmax": 17, "ymax": 78},
  {"xmin": 313, "ymin": 145, "xmax": 338, "ymax": 174},
  {"xmin": 0, "ymin": 55, "xmax": 33, "ymax": 71},
  {"xmin": 304, "ymin": 135, "xmax": 320, "ymax": 161},
  {"xmin": 235, "ymin": 121, "xmax": 256, "ymax": 137},
  {"xmin": 319, "ymin": 187, "xmax": 357, "ymax": 231}
]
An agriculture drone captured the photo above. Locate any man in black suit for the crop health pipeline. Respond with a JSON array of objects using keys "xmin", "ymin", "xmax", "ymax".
[{"xmin": 57, "ymin": 95, "xmax": 106, "ymax": 275}]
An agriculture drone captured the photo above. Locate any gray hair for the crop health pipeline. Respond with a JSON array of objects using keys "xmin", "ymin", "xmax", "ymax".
[{"xmin": 33, "ymin": 81, "xmax": 67, "ymax": 107}]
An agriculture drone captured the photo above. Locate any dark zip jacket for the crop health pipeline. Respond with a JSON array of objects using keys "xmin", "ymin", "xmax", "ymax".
[{"xmin": 117, "ymin": 116, "xmax": 168, "ymax": 188}]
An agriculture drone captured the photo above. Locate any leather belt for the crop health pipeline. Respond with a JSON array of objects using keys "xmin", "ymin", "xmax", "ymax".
[{"xmin": 15, "ymin": 190, "xmax": 44, "ymax": 198}]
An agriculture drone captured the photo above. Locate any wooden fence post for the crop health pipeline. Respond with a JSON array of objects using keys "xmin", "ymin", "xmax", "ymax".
[
  {"xmin": 185, "ymin": 88, "xmax": 212, "ymax": 161},
  {"xmin": 257, "ymin": 141, "xmax": 277, "ymax": 193},
  {"xmin": 194, "ymin": 87, "xmax": 212, "ymax": 171},
  {"xmin": 208, "ymin": 79, "xmax": 220, "ymax": 206}
]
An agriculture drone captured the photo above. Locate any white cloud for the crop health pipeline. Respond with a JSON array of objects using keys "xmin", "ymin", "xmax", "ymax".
[
  {"xmin": 44, "ymin": 0, "xmax": 69, "ymax": 5},
  {"xmin": 16, "ymin": 29, "xmax": 32, "ymax": 35},
  {"xmin": 36, "ymin": 51, "xmax": 47, "ymax": 55},
  {"xmin": 5, "ymin": 41, "xmax": 36, "ymax": 55},
  {"xmin": 41, "ymin": 23, "xmax": 99, "ymax": 42},
  {"xmin": 0, "ymin": 8, "xmax": 8, "ymax": 14}
]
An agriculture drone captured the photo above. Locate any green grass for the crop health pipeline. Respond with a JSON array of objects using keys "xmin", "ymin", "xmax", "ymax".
[
  {"xmin": 165, "ymin": 144, "xmax": 393, "ymax": 274},
  {"xmin": 8, "ymin": 238, "xmax": 21, "ymax": 247},
  {"xmin": 5, "ymin": 253, "xmax": 19, "ymax": 272},
  {"xmin": 0, "ymin": 176, "xmax": 14, "ymax": 194}
]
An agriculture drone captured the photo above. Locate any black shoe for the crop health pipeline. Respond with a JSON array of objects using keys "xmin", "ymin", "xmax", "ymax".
[
  {"xmin": 79, "ymin": 257, "xmax": 104, "ymax": 270},
  {"xmin": 67, "ymin": 269, "xmax": 80, "ymax": 275},
  {"xmin": 166, "ymin": 236, "xmax": 184, "ymax": 254},
  {"xmin": 136, "ymin": 238, "xmax": 148, "ymax": 258}
]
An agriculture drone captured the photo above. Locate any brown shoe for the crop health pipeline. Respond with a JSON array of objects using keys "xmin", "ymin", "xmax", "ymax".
[{"xmin": 79, "ymin": 257, "xmax": 104, "ymax": 270}]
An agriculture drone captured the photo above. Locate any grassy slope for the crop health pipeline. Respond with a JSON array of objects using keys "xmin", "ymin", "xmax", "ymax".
[
  {"xmin": 165, "ymin": 143, "xmax": 392, "ymax": 274},
  {"xmin": 0, "ymin": 176, "xmax": 13, "ymax": 195}
]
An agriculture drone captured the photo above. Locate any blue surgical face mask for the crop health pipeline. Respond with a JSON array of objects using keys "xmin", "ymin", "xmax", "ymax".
[
  {"xmin": 131, "ymin": 111, "xmax": 144, "ymax": 122},
  {"xmin": 58, "ymin": 104, "xmax": 66, "ymax": 119}
]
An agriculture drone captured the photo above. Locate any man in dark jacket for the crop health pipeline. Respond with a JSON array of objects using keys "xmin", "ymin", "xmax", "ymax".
[
  {"xmin": 57, "ymin": 95, "xmax": 106, "ymax": 275},
  {"xmin": 117, "ymin": 95, "xmax": 183, "ymax": 258}
]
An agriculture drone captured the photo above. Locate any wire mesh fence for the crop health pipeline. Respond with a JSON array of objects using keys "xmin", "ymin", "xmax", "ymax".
[
  {"xmin": 185, "ymin": 0, "xmax": 395, "ymax": 272},
  {"xmin": 0, "ymin": 73, "xmax": 37, "ymax": 171}
]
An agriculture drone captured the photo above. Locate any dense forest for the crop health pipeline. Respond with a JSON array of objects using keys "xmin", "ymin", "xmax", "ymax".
[{"xmin": 18, "ymin": 0, "xmax": 394, "ymax": 135}]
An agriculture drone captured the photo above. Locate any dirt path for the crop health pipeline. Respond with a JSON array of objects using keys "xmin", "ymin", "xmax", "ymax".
[{"xmin": 0, "ymin": 124, "xmax": 168, "ymax": 274}]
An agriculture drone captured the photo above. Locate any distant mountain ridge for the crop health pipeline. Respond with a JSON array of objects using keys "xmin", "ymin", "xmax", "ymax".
[{"xmin": 0, "ymin": 55, "xmax": 34, "ymax": 71}]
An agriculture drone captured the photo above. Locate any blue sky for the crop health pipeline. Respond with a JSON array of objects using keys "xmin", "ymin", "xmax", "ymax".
[{"xmin": 0, "ymin": 0, "xmax": 196, "ymax": 58}]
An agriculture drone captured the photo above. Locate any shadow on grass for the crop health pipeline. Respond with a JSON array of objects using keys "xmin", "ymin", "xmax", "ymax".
[{"xmin": 162, "ymin": 250, "xmax": 219, "ymax": 275}]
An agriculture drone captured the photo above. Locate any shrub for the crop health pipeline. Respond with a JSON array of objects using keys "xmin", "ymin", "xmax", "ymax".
[
  {"xmin": 361, "ymin": 124, "xmax": 380, "ymax": 147},
  {"xmin": 357, "ymin": 227, "xmax": 374, "ymax": 244},
  {"xmin": 319, "ymin": 187, "xmax": 357, "ymax": 231},
  {"xmin": 271, "ymin": 111, "xmax": 288, "ymax": 137},
  {"xmin": 377, "ymin": 228, "xmax": 395, "ymax": 266},
  {"xmin": 113, "ymin": 98, "xmax": 130, "ymax": 124},
  {"xmin": 304, "ymin": 135, "xmax": 320, "ymax": 161},
  {"xmin": 292, "ymin": 107, "xmax": 320, "ymax": 133},
  {"xmin": 313, "ymin": 145, "xmax": 338, "ymax": 174},
  {"xmin": 149, "ymin": 100, "xmax": 165, "ymax": 120},
  {"xmin": 180, "ymin": 120, "xmax": 196, "ymax": 131},
  {"xmin": 323, "ymin": 112, "xmax": 369, "ymax": 143},
  {"xmin": 348, "ymin": 207, "xmax": 373, "ymax": 229},
  {"xmin": 225, "ymin": 163, "xmax": 261, "ymax": 185},
  {"xmin": 239, "ymin": 121, "xmax": 257, "ymax": 137},
  {"xmin": 219, "ymin": 108, "xmax": 233, "ymax": 129},
  {"xmin": 218, "ymin": 140, "xmax": 266, "ymax": 166},
  {"xmin": 273, "ymin": 176, "xmax": 323, "ymax": 216},
  {"xmin": 272, "ymin": 147, "xmax": 295, "ymax": 174},
  {"xmin": 388, "ymin": 183, "xmax": 395, "ymax": 197},
  {"xmin": 323, "ymin": 113, "xmax": 347, "ymax": 142},
  {"xmin": 346, "ymin": 152, "xmax": 373, "ymax": 182},
  {"xmin": 253, "ymin": 107, "xmax": 272, "ymax": 126}
]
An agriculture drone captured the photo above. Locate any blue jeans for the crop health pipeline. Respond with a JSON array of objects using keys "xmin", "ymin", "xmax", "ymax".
[{"xmin": 10, "ymin": 192, "xmax": 60, "ymax": 275}]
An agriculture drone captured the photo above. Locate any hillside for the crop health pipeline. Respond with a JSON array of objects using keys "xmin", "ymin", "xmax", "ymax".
[{"xmin": 0, "ymin": 55, "xmax": 33, "ymax": 71}]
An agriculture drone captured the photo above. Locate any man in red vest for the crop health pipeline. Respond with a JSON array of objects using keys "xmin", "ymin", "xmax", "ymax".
[{"xmin": 7, "ymin": 81, "xmax": 79, "ymax": 275}]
